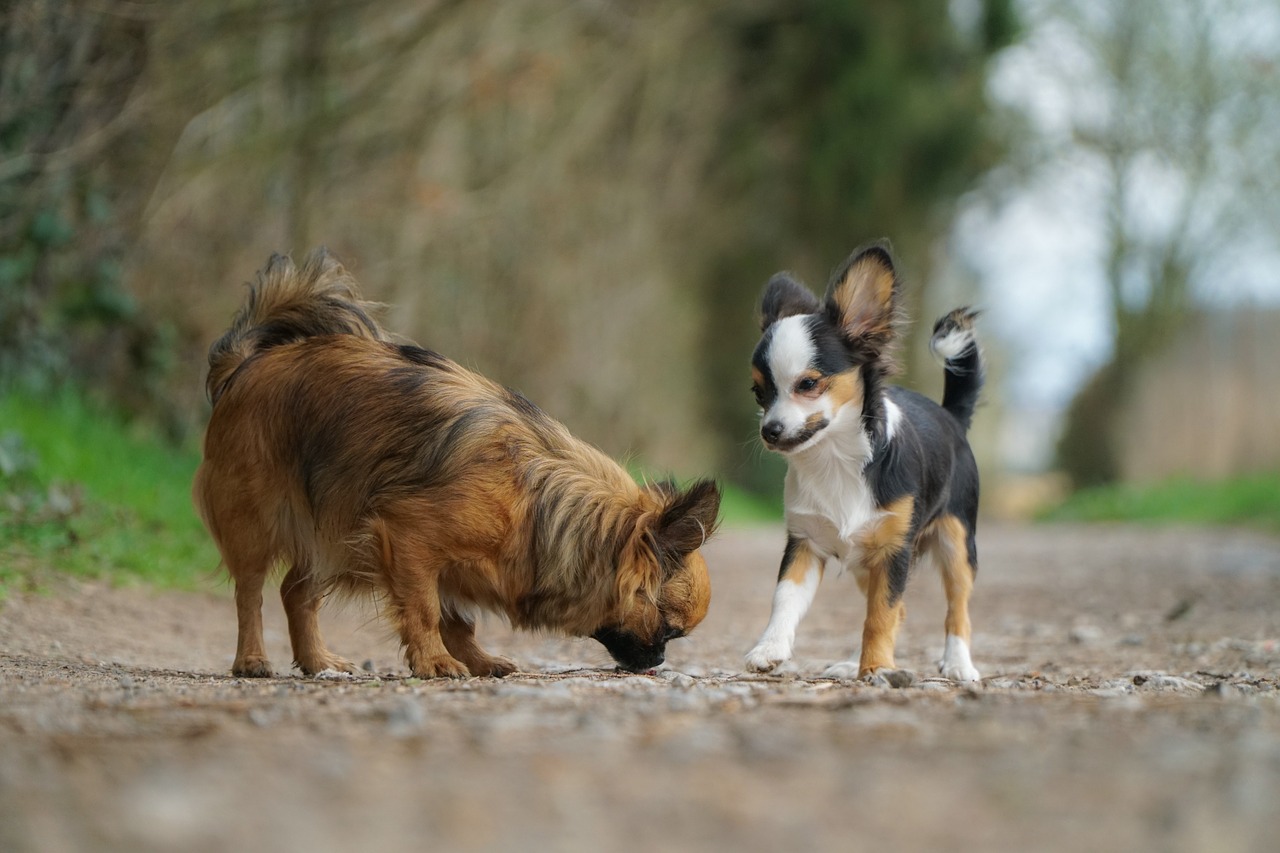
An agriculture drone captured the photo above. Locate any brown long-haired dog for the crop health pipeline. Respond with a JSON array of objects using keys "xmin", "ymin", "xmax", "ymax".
[{"xmin": 193, "ymin": 250, "xmax": 720, "ymax": 678}]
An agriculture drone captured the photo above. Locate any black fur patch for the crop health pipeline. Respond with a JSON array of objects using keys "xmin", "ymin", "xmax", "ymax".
[
  {"xmin": 760, "ymin": 273, "xmax": 820, "ymax": 330},
  {"xmin": 776, "ymin": 534, "xmax": 803, "ymax": 582},
  {"xmin": 862, "ymin": 386, "xmax": 981, "ymax": 599}
]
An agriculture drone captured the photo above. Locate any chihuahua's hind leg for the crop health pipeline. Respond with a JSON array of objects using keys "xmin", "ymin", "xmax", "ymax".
[
  {"xmin": 281, "ymin": 562, "xmax": 357, "ymax": 676},
  {"xmin": 745, "ymin": 537, "xmax": 823, "ymax": 672},
  {"xmin": 924, "ymin": 515, "xmax": 981, "ymax": 683}
]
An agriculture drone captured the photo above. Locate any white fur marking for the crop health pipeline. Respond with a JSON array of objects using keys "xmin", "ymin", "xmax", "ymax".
[
  {"xmin": 938, "ymin": 634, "xmax": 981, "ymax": 682},
  {"xmin": 883, "ymin": 397, "xmax": 902, "ymax": 443},
  {"xmin": 762, "ymin": 316, "xmax": 840, "ymax": 452},
  {"xmin": 930, "ymin": 326, "xmax": 975, "ymax": 363},
  {"xmin": 784, "ymin": 433, "xmax": 879, "ymax": 557},
  {"xmin": 767, "ymin": 316, "xmax": 815, "ymax": 389},
  {"xmin": 744, "ymin": 568, "xmax": 822, "ymax": 672}
]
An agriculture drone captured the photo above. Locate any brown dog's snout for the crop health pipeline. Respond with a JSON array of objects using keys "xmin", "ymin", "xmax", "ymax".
[{"xmin": 591, "ymin": 626, "xmax": 666, "ymax": 673}]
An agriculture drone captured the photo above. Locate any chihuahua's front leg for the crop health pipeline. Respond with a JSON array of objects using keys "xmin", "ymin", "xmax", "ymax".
[{"xmin": 745, "ymin": 536, "xmax": 824, "ymax": 672}]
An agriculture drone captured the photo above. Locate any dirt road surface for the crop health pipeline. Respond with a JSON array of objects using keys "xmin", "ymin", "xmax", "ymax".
[{"xmin": 3, "ymin": 523, "xmax": 1279, "ymax": 852}]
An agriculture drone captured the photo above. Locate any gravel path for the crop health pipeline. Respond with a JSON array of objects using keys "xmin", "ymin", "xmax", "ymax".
[{"xmin": 2, "ymin": 523, "xmax": 1279, "ymax": 852}]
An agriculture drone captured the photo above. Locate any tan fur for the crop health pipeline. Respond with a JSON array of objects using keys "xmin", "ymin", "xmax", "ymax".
[
  {"xmin": 830, "ymin": 252, "xmax": 896, "ymax": 340},
  {"xmin": 823, "ymin": 368, "xmax": 864, "ymax": 412},
  {"xmin": 826, "ymin": 246, "xmax": 903, "ymax": 373},
  {"xmin": 859, "ymin": 565, "xmax": 906, "ymax": 676},
  {"xmin": 779, "ymin": 540, "xmax": 822, "ymax": 586},
  {"xmin": 194, "ymin": 250, "xmax": 720, "ymax": 679},
  {"xmin": 920, "ymin": 514, "xmax": 975, "ymax": 646},
  {"xmin": 855, "ymin": 495, "xmax": 914, "ymax": 676}
]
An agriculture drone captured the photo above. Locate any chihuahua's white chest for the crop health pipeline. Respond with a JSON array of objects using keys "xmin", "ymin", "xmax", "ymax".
[{"xmin": 782, "ymin": 428, "xmax": 882, "ymax": 566}]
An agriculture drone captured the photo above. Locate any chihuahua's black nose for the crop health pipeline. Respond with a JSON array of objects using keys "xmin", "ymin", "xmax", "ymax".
[{"xmin": 761, "ymin": 421, "xmax": 784, "ymax": 444}]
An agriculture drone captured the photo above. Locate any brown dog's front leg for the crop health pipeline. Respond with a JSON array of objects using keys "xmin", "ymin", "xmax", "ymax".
[
  {"xmin": 371, "ymin": 519, "xmax": 469, "ymax": 679},
  {"xmin": 397, "ymin": 583, "xmax": 470, "ymax": 678},
  {"xmin": 441, "ymin": 615, "xmax": 517, "ymax": 678}
]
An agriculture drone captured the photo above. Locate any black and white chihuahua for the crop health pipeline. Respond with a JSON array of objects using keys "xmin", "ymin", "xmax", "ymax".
[{"xmin": 744, "ymin": 242, "xmax": 983, "ymax": 682}]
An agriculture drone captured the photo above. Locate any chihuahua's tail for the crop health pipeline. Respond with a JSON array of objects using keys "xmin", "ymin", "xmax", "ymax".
[
  {"xmin": 929, "ymin": 307, "xmax": 983, "ymax": 432},
  {"xmin": 205, "ymin": 248, "xmax": 389, "ymax": 405}
]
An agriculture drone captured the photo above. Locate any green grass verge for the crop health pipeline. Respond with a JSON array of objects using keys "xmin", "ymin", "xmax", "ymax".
[
  {"xmin": 1041, "ymin": 472, "xmax": 1280, "ymax": 533},
  {"xmin": 625, "ymin": 461, "xmax": 781, "ymax": 528},
  {"xmin": 715, "ymin": 482, "xmax": 782, "ymax": 527},
  {"xmin": 1, "ymin": 391, "xmax": 217, "ymax": 595}
]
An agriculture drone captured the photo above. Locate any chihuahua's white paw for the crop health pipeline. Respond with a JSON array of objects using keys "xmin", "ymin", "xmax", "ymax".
[
  {"xmin": 938, "ymin": 635, "xmax": 981, "ymax": 683},
  {"xmin": 744, "ymin": 637, "xmax": 791, "ymax": 673}
]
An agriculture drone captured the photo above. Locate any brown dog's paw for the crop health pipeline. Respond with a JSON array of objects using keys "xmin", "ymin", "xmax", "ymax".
[
  {"xmin": 471, "ymin": 655, "xmax": 518, "ymax": 678},
  {"xmin": 232, "ymin": 655, "xmax": 274, "ymax": 678},
  {"xmin": 296, "ymin": 653, "xmax": 359, "ymax": 677},
  {"xmin": 408, "ymin": 653, "xmax": 470, "ymax": 679}
]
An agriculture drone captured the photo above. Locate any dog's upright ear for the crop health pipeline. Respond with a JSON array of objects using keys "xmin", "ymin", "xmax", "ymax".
[
  {"xmin": 825, "ymin": 242, "xmax": 900, "ymax": 355},
  {"xmin": 760, "ymin": 273, "xmax": 820, "ymax": 331},
  {"xmin": 654, "ymin": 479, "xmax": 722, "ymax": 561}
]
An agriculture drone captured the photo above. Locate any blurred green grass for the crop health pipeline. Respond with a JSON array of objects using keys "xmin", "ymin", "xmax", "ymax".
[
  {"xmin": 1, "ymin": 391, "xmax": 779, "ymax": 597},
  {"xmin": 1, "ymin": 391, "xmax": 217, "ymax": 595},
  {"xmin": 1041, "ymin": 473, "xmax": 1280, "ymax": 533}
]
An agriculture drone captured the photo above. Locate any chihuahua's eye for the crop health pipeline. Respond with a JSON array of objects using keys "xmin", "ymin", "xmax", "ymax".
[
  {"xmin": 751, "ymin": 384, "xmax": 765, "ymax": 405},
  {"xmin": 795, "ymin": 377, "xmax": 818, "ymax": 394}
]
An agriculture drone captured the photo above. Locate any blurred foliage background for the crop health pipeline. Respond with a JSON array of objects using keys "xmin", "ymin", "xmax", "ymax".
[
  {"xmin": 2, "ymin": 0, "xmax": 1279, "ymax": 589},
  {"xmin": 0, "ymin": 0, "xmax": 1014, "ymax": 467}
]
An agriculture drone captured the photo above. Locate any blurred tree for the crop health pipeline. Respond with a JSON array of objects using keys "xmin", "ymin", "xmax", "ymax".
[
  {"xmin": 1026, "ymin": 0, "xmax": 1280, "ymax": 486},
  {"xmin": 2, "ymin": 0, "xmax": 1020, "ymax": 488},
  {"xmin": 0, "ymin": 1, "xmax": 148, "ymax": 391},
  {"xmin": 703, "ymin": 0, "xmax": 1017, "ymax": 489}
]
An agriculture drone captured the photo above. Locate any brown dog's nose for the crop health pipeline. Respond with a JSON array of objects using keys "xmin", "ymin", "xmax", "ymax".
[{"xmin": 761, "ymin": 421, "xmax": 784, "ymax": 444}]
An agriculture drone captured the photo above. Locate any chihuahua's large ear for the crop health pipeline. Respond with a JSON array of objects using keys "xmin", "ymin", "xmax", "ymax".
[
  {"xmin": 654, "ymin": 479, "xmax": 722, "ymax": 560},
  {"xmin": 824, "ymin": 243, "xmax": 900, "ymax": 354},
  {"xmin": 760, "ymin": 273, "xmax": 820, "ymax": 331}
]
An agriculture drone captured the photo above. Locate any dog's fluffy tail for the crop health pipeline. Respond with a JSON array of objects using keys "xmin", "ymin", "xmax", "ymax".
[
  {"xmin": 929, "ymin": 307, "xmax": 983, "ymax": 432},
  {"xmin": 206, "ymin": 248, "xmax": 388, "ymax": 405}
]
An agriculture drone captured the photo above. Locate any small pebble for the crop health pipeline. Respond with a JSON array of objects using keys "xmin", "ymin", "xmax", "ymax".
[
  {"xmin": 1203, "ymin": 682, "xmax": 1236, "ymax": 698},
  {"xmin": 385, "ymin": 697, "xmax": 427, "ymax": 736},
  {"xmin": 867, "ymin": 669, "xmax": 916, "ymax": 689},
  {"xmin": 1069, "ymin": 625, "xmax": 1104, "ymax": 645}
]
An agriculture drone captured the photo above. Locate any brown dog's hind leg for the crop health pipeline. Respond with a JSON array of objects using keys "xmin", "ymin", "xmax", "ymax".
[
  {"xmin": 441, "ymin": 615, "xmax": 517, "ymax": 678},
  {"xmin": 199, "ymin": 465, "xmax": 276, "ymax": 678},
  {"xmin": 231, "ymin": 569, "xmax": 273, "ymax": 678},
  {"xmin": 281, "ymin": 563, "xmax": 357, "ymax": 676}
]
